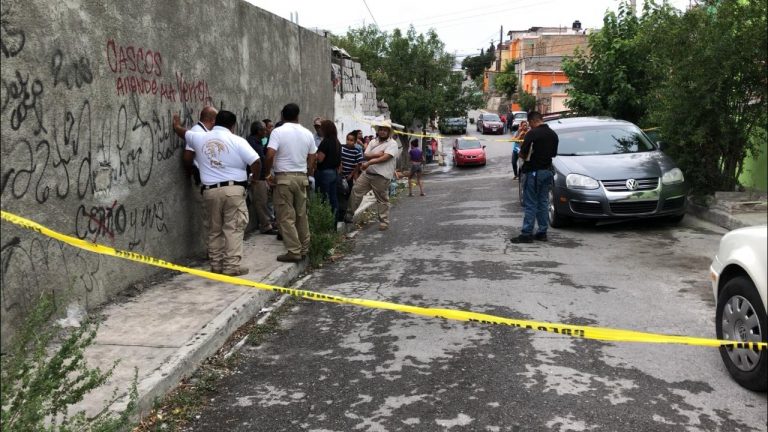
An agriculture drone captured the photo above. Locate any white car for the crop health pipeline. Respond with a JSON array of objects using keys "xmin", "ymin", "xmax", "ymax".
[{"xmin": 710, "ymin": 225, "xmax": 767, "ymax": 391}]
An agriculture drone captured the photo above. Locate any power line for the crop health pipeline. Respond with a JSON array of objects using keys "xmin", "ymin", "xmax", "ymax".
[{"xmin": 361, "ymin": 0, "xmax": 379, "ymax": 28}]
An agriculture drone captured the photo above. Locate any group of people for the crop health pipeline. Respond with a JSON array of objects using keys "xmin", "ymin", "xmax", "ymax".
[{"xmin": 172, "ymin": 103, "xmax": 403, "ymax": 275}]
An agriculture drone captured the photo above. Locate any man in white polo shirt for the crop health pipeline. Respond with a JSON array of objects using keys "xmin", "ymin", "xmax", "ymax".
[
  {"xmin": 185, "ymin": 106, "xmax": 218, "ymax": 253},
  {"xmin": 264, "ymin": 103, "xmax": 317, "ymax": 262},
  {"xmin": 173, "ymin": 110, "xmax": 260, "ymax": 276}
]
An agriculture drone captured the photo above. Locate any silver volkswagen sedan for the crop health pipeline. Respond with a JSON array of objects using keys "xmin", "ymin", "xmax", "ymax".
[{"xmin": 546, "ymin": 117, "xmax": 688, "ymax": 227}]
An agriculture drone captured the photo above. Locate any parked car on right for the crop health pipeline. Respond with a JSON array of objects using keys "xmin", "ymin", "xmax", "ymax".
[
  {"xmin": 710, "ymin": 225, "xmax": 767, "ymax": 392},
  {"xmin": 546, "ymin": 117, "xmax": 689, "ymax": 227}
]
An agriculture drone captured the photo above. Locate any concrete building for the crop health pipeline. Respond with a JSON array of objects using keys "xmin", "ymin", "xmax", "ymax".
[{"xmin": 483, "ymin": 22, "xmax": 589, "ymax": 113}]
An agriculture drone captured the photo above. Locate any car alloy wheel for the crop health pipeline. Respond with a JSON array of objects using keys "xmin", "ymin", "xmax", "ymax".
[
  {"xmin": 716, "ymin": 275, "xmax": 767, "ymax": 391},
  {"xmin": 548, "ymin": 187, "xmax": 569, "ymax": 228}
]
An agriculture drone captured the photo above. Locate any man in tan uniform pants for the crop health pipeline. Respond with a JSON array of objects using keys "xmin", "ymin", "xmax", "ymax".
[
  {"xmin": 264, "ymin": 103, "xmax": 317, "ymax": 262},
  {"xmin": 346, "ymin": 119, "xmax": 400, "ymax": 231},
  {"xmin": 173, "ymin": 110, "xmax": 260, "ymax": 275}
]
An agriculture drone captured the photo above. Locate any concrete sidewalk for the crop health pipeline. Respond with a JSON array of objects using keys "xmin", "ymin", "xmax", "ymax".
[
  {"xmin": 72, "ymin": 196, "xmax": 378, "ymax": 419},
  {"xmin": 688, "ymin": 191, "xmax": 767, "ymax": 231}
]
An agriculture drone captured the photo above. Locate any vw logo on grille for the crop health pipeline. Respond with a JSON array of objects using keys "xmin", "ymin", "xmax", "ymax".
[{"xmin": 626, "ymin": 179, "xmax": 638, "ymax": 191}]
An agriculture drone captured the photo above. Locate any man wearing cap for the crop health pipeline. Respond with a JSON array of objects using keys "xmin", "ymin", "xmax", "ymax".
[
  {"xmin": 264, "ymin": 103, "xmax": 317, "ymax": 262},
  {"xmin": 173, "ymin": 110, "xmax": 260, "ymax": 276},
  {"xmin": 345, "ymin": 120, "xmax": 401, "ymax": 231}
]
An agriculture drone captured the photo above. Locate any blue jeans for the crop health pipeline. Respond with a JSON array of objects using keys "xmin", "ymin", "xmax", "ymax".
[
  {"xmin": 316, "ymin": 169, "xmax": 339, "ymax": 217},
  {"xmin": 521, "ymin": 169, "xmax": 553, "ymax": 236}
]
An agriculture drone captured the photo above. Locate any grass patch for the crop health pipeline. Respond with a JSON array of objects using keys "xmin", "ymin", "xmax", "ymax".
[
  {"xmin": 307, "ymin": 193, "xmax": 343, "ymax": 268},
  {"xmin": 1, "ymin": 292, "xmax": 137, "ymax": 432}
]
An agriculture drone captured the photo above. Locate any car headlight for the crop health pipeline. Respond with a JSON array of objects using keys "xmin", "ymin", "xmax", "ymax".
[
  {"xmin": 662, "ymin": 168, "xmax": 684, "ymax": 185},
  {"xmin": 566, "ymin": 173, "xmax": 599, "ymax": 190}
]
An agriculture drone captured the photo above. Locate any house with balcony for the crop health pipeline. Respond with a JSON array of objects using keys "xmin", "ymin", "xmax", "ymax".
[{"xmin": 483, "ymin": 22, "xmax": 589, "ymax": 113}]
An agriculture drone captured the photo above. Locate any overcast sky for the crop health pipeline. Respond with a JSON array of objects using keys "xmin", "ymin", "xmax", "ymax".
[{"xmin": 245, "ymin": 0, "xmax": 691, "ymax": 57}]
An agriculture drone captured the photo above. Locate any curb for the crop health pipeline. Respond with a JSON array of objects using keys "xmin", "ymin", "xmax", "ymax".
[
  {"xmin": 687, "ymin": 199, "xmax": 747, "ymax": 231},
  {"xmin": 126, "ymin": 260, "xmax": 307, "ymax": 417}
]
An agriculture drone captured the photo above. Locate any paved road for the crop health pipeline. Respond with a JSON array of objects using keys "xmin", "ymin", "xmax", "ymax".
[{"xmin": 188, "ymin": 129, "xmax": 767, "ymax": 431}]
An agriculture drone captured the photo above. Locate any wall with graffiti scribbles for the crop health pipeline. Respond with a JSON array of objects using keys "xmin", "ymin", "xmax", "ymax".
[{"xmin": 0, "ymin": 0, "xmax": 334, "ymax": 344}]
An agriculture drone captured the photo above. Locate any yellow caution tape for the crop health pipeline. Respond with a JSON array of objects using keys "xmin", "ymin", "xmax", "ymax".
[
  {"xmin": 353, "ymin": 116, "xmax": 523, "ymax": 142},
  {"xmin": 1, "ymin": 209, "xmax": 765, "ymax": 351}
]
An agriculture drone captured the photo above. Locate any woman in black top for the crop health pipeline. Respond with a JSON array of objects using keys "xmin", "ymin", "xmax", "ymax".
[{"xmin": 315, "ymin": 120, "xmax": 342, "ymax": 218}]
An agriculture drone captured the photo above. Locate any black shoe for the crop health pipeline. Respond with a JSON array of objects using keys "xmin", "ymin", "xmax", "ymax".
[
  {"xmin": 276, "ymin": 253, "xmax": 303, "ymax": 263},
  {"xmin": 261, "ymin": 228, "xmax": 279, "ymax": 235},
  {"xmin": 534, "ymin": 233, "xmax": 548, "ymax": 241},
  {"xmin": 509, "ymin": 234, "xmax": 533, "ymax": 244},
  {"xmin": 276, "ymin": 233, "xmax": 283, "ymax": 241}
]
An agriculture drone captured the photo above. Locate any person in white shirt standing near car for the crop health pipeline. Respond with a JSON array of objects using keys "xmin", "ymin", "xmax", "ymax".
[
  {"xmin": 345, "ymin": 119, "xmax": 400, "ymax": 231},
  {"xmin": 263, "ymin": 103, "xmax": 317, "ymax": 263},
  {"xmin": 173, "ymin": 110, "xmax": 260, "ymax": 276}
]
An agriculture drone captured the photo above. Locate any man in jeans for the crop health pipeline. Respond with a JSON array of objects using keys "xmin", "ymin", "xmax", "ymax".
[
  {"xmin": 173, "ymin": 111, "xmax": 260, "ymax": 275},
  {"xmin": 510, "ymin": 111, "xmax": 559, "ymax": 243},
  {"xmin": 264, "ymin": 103, "xmax": 317, "ymax": 262}
]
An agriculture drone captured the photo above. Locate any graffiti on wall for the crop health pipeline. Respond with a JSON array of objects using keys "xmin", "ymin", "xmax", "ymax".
[{"xmin": 0, "ymin": 9, "xmax": 218, "ymax": 321}]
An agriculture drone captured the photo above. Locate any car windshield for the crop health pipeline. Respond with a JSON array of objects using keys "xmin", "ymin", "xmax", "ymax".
[
  {"xmin": 457, "ymin": 140, "xmax": 481, "ymax": 149},
  {"xmin": 446, "ymin": 118, "xmax": 465, "ymax": 124},
  {"xmin": 557, "ymin": 126, "xmax": 656, "ymax": 156},
  {"xmin": 514, "ymin": 113, "xmax": 527, "ymax": 120},
  {"xmin": 483, "ymin": 114, "xmax": 501, "ymax": 122}
]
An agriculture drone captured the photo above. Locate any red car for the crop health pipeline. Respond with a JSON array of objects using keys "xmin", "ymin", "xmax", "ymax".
[{"xmin": 453, "ymin": 137, "xmax": 486, "ymax": 167}]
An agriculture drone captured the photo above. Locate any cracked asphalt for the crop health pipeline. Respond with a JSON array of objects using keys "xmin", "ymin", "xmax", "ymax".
[{"xmin": 187, "ymin": 131, "xmax": 767, "ymax": 431}]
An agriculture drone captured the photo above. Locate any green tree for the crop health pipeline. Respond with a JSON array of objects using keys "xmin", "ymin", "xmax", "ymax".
[
  {"xmin": 494, "ymin": 61, "xmax": 518, "ymax": 99},
  {"xmin": 438, "ymin": 72, "xmax": 484, "ymax": 118},
  {"xmin": 562, "ymin": 2, "xmax": 677, "ymax": 124},
  {"xmin": 649, "ymin": 0, "xmax": 768, "ymax": 194},
  {"xmin": 518, "ymin": 90, "xmax": 537, "ymax": 112},
  {"xmin": 332, "ymin": 25, "xmax": 457, "ymax": 126},
  {"xmin": 461, "ymin": 48, "xmax": 495, "ymax": 80}
]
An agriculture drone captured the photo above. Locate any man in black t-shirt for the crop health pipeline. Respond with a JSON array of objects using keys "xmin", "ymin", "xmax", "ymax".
[{"xmin": 510, "ymin": 111, "xmax": 559, "ymax": 243}]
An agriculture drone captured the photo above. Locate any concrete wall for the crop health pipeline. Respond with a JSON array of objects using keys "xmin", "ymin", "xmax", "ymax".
[
  {"xmin": 0, "ymin": 0, "xmax": 333, "ymax": 343},
  {"xmin": 332, "ymin": 56, "xmax": 384, "ymax": 140}
]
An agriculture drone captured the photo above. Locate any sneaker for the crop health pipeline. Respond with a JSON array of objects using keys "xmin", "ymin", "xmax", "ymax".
[
  {"xmin": 408, "ymin": 193, "xmax": 414, "ymax": 197},
  {"xmin": 509, "ymin": 234, "xmax": 533, "ymax": 244},
  {"xmin": 534, "ymin": 233, "xmax": 548, "ymax": 241},
  {"xmin": 222, "ymin": 267, "xmax": 249, "ymax": 276},
  {"xmin": 276, "ymin": 253, "xmax": 303, "ymax": 263},
  {"xmin": 378, "ymin": 223, "xmax": 389, "ymax": 231},
  {"xmin": 420, "ymin": 193, "xmax": 425, "ymax": 196},
  {"xmin": 276, "ymin": 232, "xmax": 283, "ymax": 241}
]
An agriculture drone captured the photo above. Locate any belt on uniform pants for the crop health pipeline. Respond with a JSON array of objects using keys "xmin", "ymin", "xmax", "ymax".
[
  {"xmin": 201, "ymin": 180, "xmax": 248, "ymax": 193},
  {"xmin": 275, "ymin": 172, "xmax": 306, "ymax": 176}
]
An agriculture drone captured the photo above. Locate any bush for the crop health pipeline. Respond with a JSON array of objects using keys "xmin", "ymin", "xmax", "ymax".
[
  {"xmin": 307, "ymin": 193, "xmax": 339, "ymax": 267},
  {"xmin": 1, "ymin": 294, "xmax": 137, "ymax": 431}
]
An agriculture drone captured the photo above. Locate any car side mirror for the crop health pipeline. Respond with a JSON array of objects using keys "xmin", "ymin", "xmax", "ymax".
[
  {"xmin": 482, "ymin": 145, "xmax": 487, "ymax": 149},
  {"xmin": 657, "ymin": 141, "xmax": 666, "ymax": 151}
]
